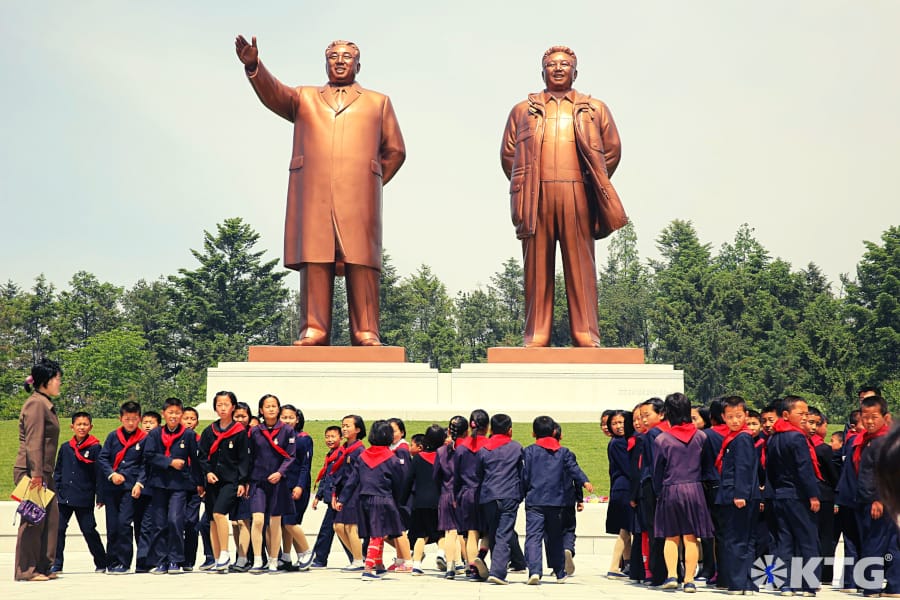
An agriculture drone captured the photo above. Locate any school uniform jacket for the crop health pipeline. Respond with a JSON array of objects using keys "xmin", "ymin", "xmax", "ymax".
[
  {"xmin": 248, "ymin": 423, "xmax": 296, "ymax": 483},
  {"xmin": 813, "ymin": 441, "xmax": 839, "ymax": 503},
  {"xmin": 856, "ymin": 435, "xmax": 888, "ymax": 505},
  {"xmin": 198, "ymin": 421, "xmax": 250, "ymax": 485},
  {"xmin": 315, "ymin": 447, "xmax": 340, "ymax": 502},
  {"xmin": 97, "ymin": 428, "xmax": 147, "ymax": 498},
  {"xmin": 53, "ymin": 437, "xmax": 102, "ymax": 507},
  {"xmin": 401, "ymin": 452, "xmax": 440, "ymax": 509},
  {"xmin": 287, "ymin": 431, "xmax": 313, "ymax": 493},
  {"xmin": 765, "ymin": 429, "xmax": 819, "ymax": 501},
  {"xmin": 522, "ymin": 442, "xmax": 588, "ymax": 507},
  {"xmin": 476, "ymin": 439, "xmax": 524, "ymax": 504},
  {"xmin": 714, "ymin": 433, "xmax": 760, "ymax": 504},
  {"xmin": 143, "ymin": 425, "xmax": 203, "ymax": 491},
  {"xmin": 338, "ymin": 452, "xmax": 405, "ymax": 504},
  {"xmin": 453, "ymin": 436, "xmax": 485, "ymax": 498},
  {"xmin": 433, "ymin": 444, "xmax": 455, "ymax": 498},
  {"xmin": 640, "ymin": 426, "xmax": 666, "ymax": 486},
  {"xmin": 608, "ymin": 436, "xmax": 631, "ymax": 496}
]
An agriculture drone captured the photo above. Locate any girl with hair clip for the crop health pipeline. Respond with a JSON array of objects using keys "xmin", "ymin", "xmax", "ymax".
[
  {"xmin": 277, "ymin": 404, "xmax": 314, "ymax": 571},
  {"xmin": 434, "ymin": 415, "xmax": 468, "ymax": 578},
  {"xmin": 652, "ymin": 392, "xmax": 714, "ymax": 593},
  {"xmin": 332, "ymin": 414, "xmax": 367, "ymax": 570},
  {"xmin": 606, "ymin": 409, "xmax": 635, "ymax": 579},
  {"xmin": 454, "ymin": 409, "xmax": 490, "ymax": 579},
  {"xmin": 336, "ymin": 420, "xmax": 406, "ymax": 580},
  {"xmin": 247, "ymin": 394, "xmax": 296, "ymax": 574}
]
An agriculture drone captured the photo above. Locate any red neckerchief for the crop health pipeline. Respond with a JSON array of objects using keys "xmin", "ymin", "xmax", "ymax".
[
  {"xmin": 70, "ymin": 435, "xmax": 101, "ymax": 464},
  {"xmin": 626, "ymin": 436, "xmax": 636, "ymax": 452},
  {"xmin": 811, "ymin": 434, "xmax": 824, "ymax": 447},
  {"xmin": 418, "ymin": 450, "xmax": 437, "ymax": 465},
  {"xmin": 332, "ymin": 440, "xmax": 364, "ymax": 472},
  {"xmin": 715, "ymin": 426, "xmax": 750, "ymax": 473},
  {"xmin": 459, "ymin": 434, "xmax": 488, "ymax": 452},
  {"xmin": 534, "ymin": 437, "xmax": 561, "ymax": 451},
  {"xmin": 668, "ymin": 423, "xmax": 698, "ymax": 444},
  {"xmin": 711, "ymin": 423, "xmax": 730, "ymax": 437},
  {"xmin": 113, "ymin": 427, "xmax": 147, "ymax": 470},
  {"xmin": 161, "ymin": 424, "xmax": 185, "ymax": 457},
  {"xmin": 454, "ymin": 437, "xmax": 467, "ymax": 449},
  {"xmin": 853, "ymin": 424, "xmax": 889, "ymax": 474},
  {"xmin": 208, "ymin": 421, "xmax": 246, "ymax": 456},
  {"xmin": 260, "ymin": 423, "xmax": 291, "ymax": 459},
  {"xmin": 754, "ymin": 436, "xmax": 767, "ymax": 468},
  {"xmin": 651, "ymin": 421, "xmax": 671, "ymax": 433},
  {"xmin": 315, "ymin": 448, "xmax": 340, "ymax": 485},
  {"xmin": 392, "ymin": 440, "xmax": 409, "ymax": 454},
  {"xmin": 773, "ymin": 419, "xmax": 822, "ymax": 480},
  {"xmin": 360, "ymin": 446, "xmax": 394, "ymax": 468},
  {"xmin": 484, "ymin": 433, "xmax": 512, "ymax": 450}
]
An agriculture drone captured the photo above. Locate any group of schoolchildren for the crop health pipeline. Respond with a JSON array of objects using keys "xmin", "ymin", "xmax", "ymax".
[
  {"xmin": 602, "ymin": 389, "xmax": 898, "ymax": 597},
  {"xmin": 49, "ymin": 391, "xmax": 596, "ymax": 585}
]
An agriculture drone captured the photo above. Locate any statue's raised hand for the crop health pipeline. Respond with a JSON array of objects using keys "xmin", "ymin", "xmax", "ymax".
[{"xmin": 235, "ymin": 34, "xmax": 258, "ymax": 70}]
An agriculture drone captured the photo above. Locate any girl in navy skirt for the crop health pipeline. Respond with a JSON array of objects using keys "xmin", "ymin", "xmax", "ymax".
[
  {"xmin": 247, "ymin": 394, "xmax": 296, "ymax": 573},
  {"xmin": 386, "ymin": 417, "xmax": 413, "ymax": 572},
  {"xmin": 336, "ymin": 420, "xmax": 406, "ymax": 580},
  {"xmin": 277, "ymin": 405, "xmax": 313, "ymax": 571},
  {"xmin": 435, "ymin": 415, "xmax": 467, "ymax": 578},
  {"xmin": 652, "ymin": 392, "xmax": 714, "ymax": 592},
  {"xmin": 332, "ymin": 414, "xmax": 366, "ymax": 570},
  {"xmin": 228, "ymin": 402, "xmax": 253, "ymax": 572},
  {"xmin": 607, "ymin": 409, "xmax": 635, "ymax": 578},
  {"xmin": 455, "ymin": 409, "xmax": 489, "ymax": 577}
]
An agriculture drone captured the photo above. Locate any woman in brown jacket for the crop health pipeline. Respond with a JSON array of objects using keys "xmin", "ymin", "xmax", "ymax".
[{"xmin": 13, "ymin": 358, "xmax": 62, "ymax": 581}]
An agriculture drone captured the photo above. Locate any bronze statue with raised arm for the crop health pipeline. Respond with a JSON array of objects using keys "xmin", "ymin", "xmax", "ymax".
[
  {"xmin": 236, "ymin": 35, "xmax": 406, "ymax": 346},
  {"xmin": 501, "ymin": 46, "xmax": 627, "ymax": 348}
]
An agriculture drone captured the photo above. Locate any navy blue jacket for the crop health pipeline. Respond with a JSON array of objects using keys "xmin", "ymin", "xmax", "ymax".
[
  {"xmin": 702, "ymin": 427, "xmax": 725, "ymax": 484},
  {"xmin": 198, "ymin": 420, "xmax": 250, "ymax": 485},
  {"xmin": 714, "ymin": 432, "xmax": 760, "ymax": 504},
  {"xmin": 765, "ymin": 429, "xmax": 820, "ymax": 501},
  {"xmin": 628, "ymin": 434, "xmax": 644, "ymax": 503},
  {"xmin": 144, "ymin": 425, "xmax": 203, "ymax": 491},
  {"xmin": 640, "ymin": 426, "xmax": 666, "ymax": 484},
  {"xmin": 522, "ymin": 441, "xmax": 587, "ymax": 507},
  {"xmin": 453, "ymin": 439, "xmax": 484, "ymax": 499},
  {"xmin": 476, "ymin": 438, "xmax": 524, "ymax": 503},
  {"xmin": 53, "ymin": 437, "xmax": 102, "ymax": 507},
  {"xmin": 608, "ymin": 436, "xmax": 630, "ymax": 494},
  {"xmin": 814, "ymin": 441, "xmax": 838, "ymax": 503},
  {"xmin": 315, "ymin": 447, "xmax": 340, "ymax": 502},
  {"xmin": 856, "ymin": 435, "xmax": 887, "ymax": 505},
  {"xmin": 285, "ymin": 431, "xmax": 313, "ymax": 492},
  {"xmin": 338, "ymin": 451, "xmax": 405, "ymax": 504},
  {"xmin": 248, "ymin": 423, "xmax": 297, "ymax": 483},
  {"xmin": 97, "ymin": 427, "xmax": 147, "ymax": 498},
  {"xmin": 835, "ymin": 433, "xmax": 860, "ymax": 508}
]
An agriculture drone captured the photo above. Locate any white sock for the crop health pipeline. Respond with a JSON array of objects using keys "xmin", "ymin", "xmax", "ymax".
[
  {"xmin": 299, "ymin": 550, "xmax": 312, "ymax": 560},
  {"xmin": 281, "ymin": 552, "xmax": 292, "ymax": 562},
  {"xmin": 447, "ymin": 561, "xmax": 454, "ymax": 572},
  {"xmin": 437, "ymin": 549, "xmax": 445, "ymax": 559},
  {"xmin": 269, "ymin": 562, "xmax": 279, "ymax": 571},
  {"xmin": 218, "ymin": 551, "xmax": 229, "ymax": 563},
  {"xmin": 235, "ymin": 556, "xmax": 247, "ymax": 567},
  {"xmin": 412, "ymin": 561, "xmax": 423, "ymax": 570},
  {"xmin": 252, "ymin": 557, "xmax": 262, "ymax": 568}
]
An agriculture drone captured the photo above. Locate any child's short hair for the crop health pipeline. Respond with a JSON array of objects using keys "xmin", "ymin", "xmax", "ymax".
[
  {"xmin": 858, "ymin": 385, "xmax": 881, "ymax": 397},
  {"xmin": 782, "ymin": 395, "xmax": 805, "ymax": 413},
  {"xmin": 343, "ymin": 414, "xmax": 366, "ymax": 439},
  {"xmin": 71, "ymin": 411, "xmax": 92, "ymax": 423},
  {"xmin": 388, "ymin": 417, "xmax": 406, "ymax": 438},
  {"xmin": 120, "ymin": 401, "xmax": 141, "ymax": 416},
  {"xmin": 448, "ymin": 415, "xmax": 468, "ymax": 440},
  {"xmin": 860, "ymin": 395, "xmax": 889, "ymax": 416},
  {"xmin": 610, "ymin": 409, "xmax": 635, "ymax": 438},
  {"xmin": 552, "ymin": 422, "xmax": 562, "ymax": 441},
  {"xmin": 642, "ymin": 397, "xmax": 665, "ymax": 417},
  {"xmin": 747, "ymin": 410, "xmax": 761, "ymax": 421},
  {"xmin": 368, "ymin": 420, "xmax": 393, "ymax": 446},
  {"xmin": 163, "ymin": 397, "xmax": 184, "ymax": 410},
  {"xmin": 183, "ymin": 406, "xmax": 198, "ymax": 418},
  {"xmin": 708, "ymin": 397, "xmax": 725, "ymax": 425},
  {"xmin": 664, "ymin": 393, "xmax": 691, "ymax": 425},
  {"xmin": 470, "ymin": 409, "xmax": 489, "ymax": 433},
  {"xmin": 281, "ymin": 404, "xmax": 306, "ymax": 431},
  {"xmin": 410, "ymin": 433, "xmax": 425, "ymax": 448},
  {"xmin": 601, "ymin": 409, "xmax": 616, "ymax": 422},
  {"xmin": 213, "ymin": 390, "xmax": 238, "ymax": 406},
  {"xmin": 722, "ymin": 396, "xmax": 748, "ymax": 412},
  {"xmin": 490, "ymin": 413, "xmax": 512, "ymax": 436},
  {"xmin": 258, "ymin": 394, "xmax": 281, "ymax": 418},
  {"xmin": 760, "ymin": 403, "xmax": 777, "ymax": 416},
  {"xmin": 142, "ymin": 411, "xmax": 161, "ymax": 425},
  {"xmin": 849, "ymin": 409, "xmax": 861, "ymax": 426},
  {"xmin": 532, "ymin": 415, "xmax": 555, "ymax": 439},
  {"xmin": 325, "ymin": 425, "xmax": 341, "ymax": 436},
  {"xmin": 832, "ymin": 431, "xmax": 845, "ymax": 443},
  {"xmin": 807, "ymin": 406, "xmax": 823, "ymax": 421},
  {"xmin": 423, "ymin": 424, "xmax": 446, "ymax": 452}
]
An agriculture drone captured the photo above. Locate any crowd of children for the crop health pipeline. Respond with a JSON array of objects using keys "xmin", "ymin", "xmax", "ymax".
[
  {"xmin": 600, "ymin": 388, "xmax": 899, "ymax": 597},
  {"xmin": 48, "ymin": 393, "xmax": 600, "ymax": 585}
]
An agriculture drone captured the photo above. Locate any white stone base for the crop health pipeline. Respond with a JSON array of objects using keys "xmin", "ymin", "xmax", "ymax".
[{"xmin": 202, "ymin": 360, "xmax": 683, "ymax": 422}]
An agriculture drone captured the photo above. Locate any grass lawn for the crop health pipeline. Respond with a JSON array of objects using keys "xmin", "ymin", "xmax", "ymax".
[{"xmin": 0, "ymin": 419, "xmax": 612, "ymax": 500}]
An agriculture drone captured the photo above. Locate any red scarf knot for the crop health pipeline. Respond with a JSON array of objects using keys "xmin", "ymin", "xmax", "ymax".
[
  {"xmin": 161, "ymin": 424, "xmax": 186, "ymax": 457},
  {"xmin": 714, "ymin": 426, "xmax": 750, "ymax": 473},
  {"xmin": 418, "ymin": 450, "xmax": 437, "ymax": 465},
  {"xmin": 113, "ymin": 427, "xmax": 147, "ymax": 471},
  {"xmin": 773, "ymin": 419, "xmax": 823, "ymax": 480},
  {"xmin": 534, "ymin": 437, "xmax": 561, "ymax": 451},
  {"xmin": 852, "ymin": 424, "xmax": 889, "ymax": 474},
  {"xmin": 260, "ymin": 423, "xmax": 291, "ymax": 459},
  {"xmin": 208, "ymin": 421, "xmax": 245, "ymax": 457},
  {"xmin": 70, "ymin": 435, "xmax": 101, "ymax": 464},
  {"xmin": 668, "ymin": 423, "xmax": 698, "ymax": 444}
]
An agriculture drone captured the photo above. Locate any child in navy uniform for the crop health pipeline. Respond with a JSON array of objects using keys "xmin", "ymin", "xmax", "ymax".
[
  {"xmin": 435, "ymin": 415, "xmax": 467, "ymax": 578},
  {"xmin": 455, "ymin": 409, "xmax": 489, "ymax": 578},
  {"xmin": 143, "ymin": 397, "xmax": 203, "ymax": 574},
  {"xmin": 278, "ymin": 404, "xmax": 314, "ymax": 570},
  {"xmin": 477, "ymin": 413, "xmax": 524, "ymax": 585},
  {"xmin": 310, "ymin": 425, "xmax": 350, "ymax": 568},
  {"xmin": 606, "ymin": 410, "xmax": 634, "ymax": 579},
  {"xmin": 714, "ymin": 396, "xmax": 760, "ymax": 594},
  {"xmin": 179, "ymin": 406, "xmax": 208, "ymax": 571},
  {"xmin": 522, "ymin": 415, "xmax": 592, "ymax": 585},
  {"xmin": 97, "ymin": 401, "xmax": 147, "ymax": 574},
  {"xmin": 652, "ymin": 392, "xmax": 714, "ymax": 593},
  {"xmin": 198, "ymin": 391, "xmax": 249, "ymax": 572},
  {"xmin": 401, "ymin": 424, "xmax": 445, "ymax": 576},
  {"xmin": 336, "ymin": 420, "xmax": 406, "ymax": 580},
  {"xmin": 639, "ymin": 397, "xmax": 669, "ymax": 586},
  {"xmin": 766, "ymin": 395, "xmax": 821, "ymax": 596},
  {"xmin": 332, "ymin": 415, "xmax": 367, "ymax": 570},
  {"xmin": 51, "ymin": 411, "xmax": 107, "ymax": 573}
]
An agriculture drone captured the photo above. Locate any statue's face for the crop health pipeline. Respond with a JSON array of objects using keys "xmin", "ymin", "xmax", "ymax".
[
  {"xmin": 542, "ymin": 51, "xmax": 577, "ymax": 92},
  {"xmin": 326, "ymin": 44, "xmax": 360, "ymax": 85}
]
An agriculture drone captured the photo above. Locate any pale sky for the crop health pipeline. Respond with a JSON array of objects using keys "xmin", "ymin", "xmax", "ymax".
[{"xmin": 3, "ymin": 1, "xmax": 898, "ymax": 296}]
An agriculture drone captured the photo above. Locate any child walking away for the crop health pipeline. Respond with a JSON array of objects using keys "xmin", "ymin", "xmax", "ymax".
[
  {"xmin": 310, "ymin": 425, "xmax": 352, "ymax": 568},
  {"xmin": 336, "ymin": 420, "xmax": 407, "ymax": 580},
  {"xmin": 854, "ymin": 395, "xmax": 899, "ymax": 597},
  {"xmin": 51, "ymin": 411, "xmax": 107, "ymax": 574},
  {"xmin": 332, "ymin": 415, "xmax": 367, "ymax": 570},
  {"xmin": 477, "ymin": 413, "xmax": 524, "ymax": 585},
  {"xmin": 143, "ymin": 397, "xmax": 203, "ymax": 575},
  {"xmin": 386, "ymin": 417, "xmax": 413, "ymax": 572},
  {"xmin": 247, "ymin": 394, "xmax": 296, "ymax": 574},
  {"xmin": 402, "ymin": 424, "xmax": 446, "ymax": 576},
  {"xmin": 455, "ymin": 409, "xmax": 489, "ymax": 579},
  {"xmin": 639, "ymin": 397, "xmax": 669, "ymax": 586},
  {"xmin": 97, "ymin": 401, "xmax": 147, "ymax": 574},
  {"xmin": 652, "ymin": 393, "xmax": 714, "ymax": 593},
  {"xmin": 434, "ymin": 416, "xmax": 467, "ymax": 578},
  {"xmin": 277, "ymin": 404, "xmax": 314, "ymax": 571},
  {"xmin": 522, "ymin": 416, "xmax": 592, "ymax": 585},
  {"xmin": 767, "ymin": 395, "xmax": 821, "ymax": 596},
  {"xmin": 606, "ymin": 410, "xmax": 634, "ymax": 579},
  {"xmin": 198, "ymin": 391, "xmax": 249, "ymax": 572},
  {"xmin": 714, "ymin": 396, "xmax": 760, "ymax": 595}
]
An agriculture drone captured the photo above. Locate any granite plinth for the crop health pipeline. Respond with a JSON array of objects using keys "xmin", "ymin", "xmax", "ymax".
[
  {"xmin": 487, "ymin": 346, "xmax": 645, "ymax": 364},
  {"xmin": 248, "ymin": 345, "xmax": 406, "ymax": 362}
]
